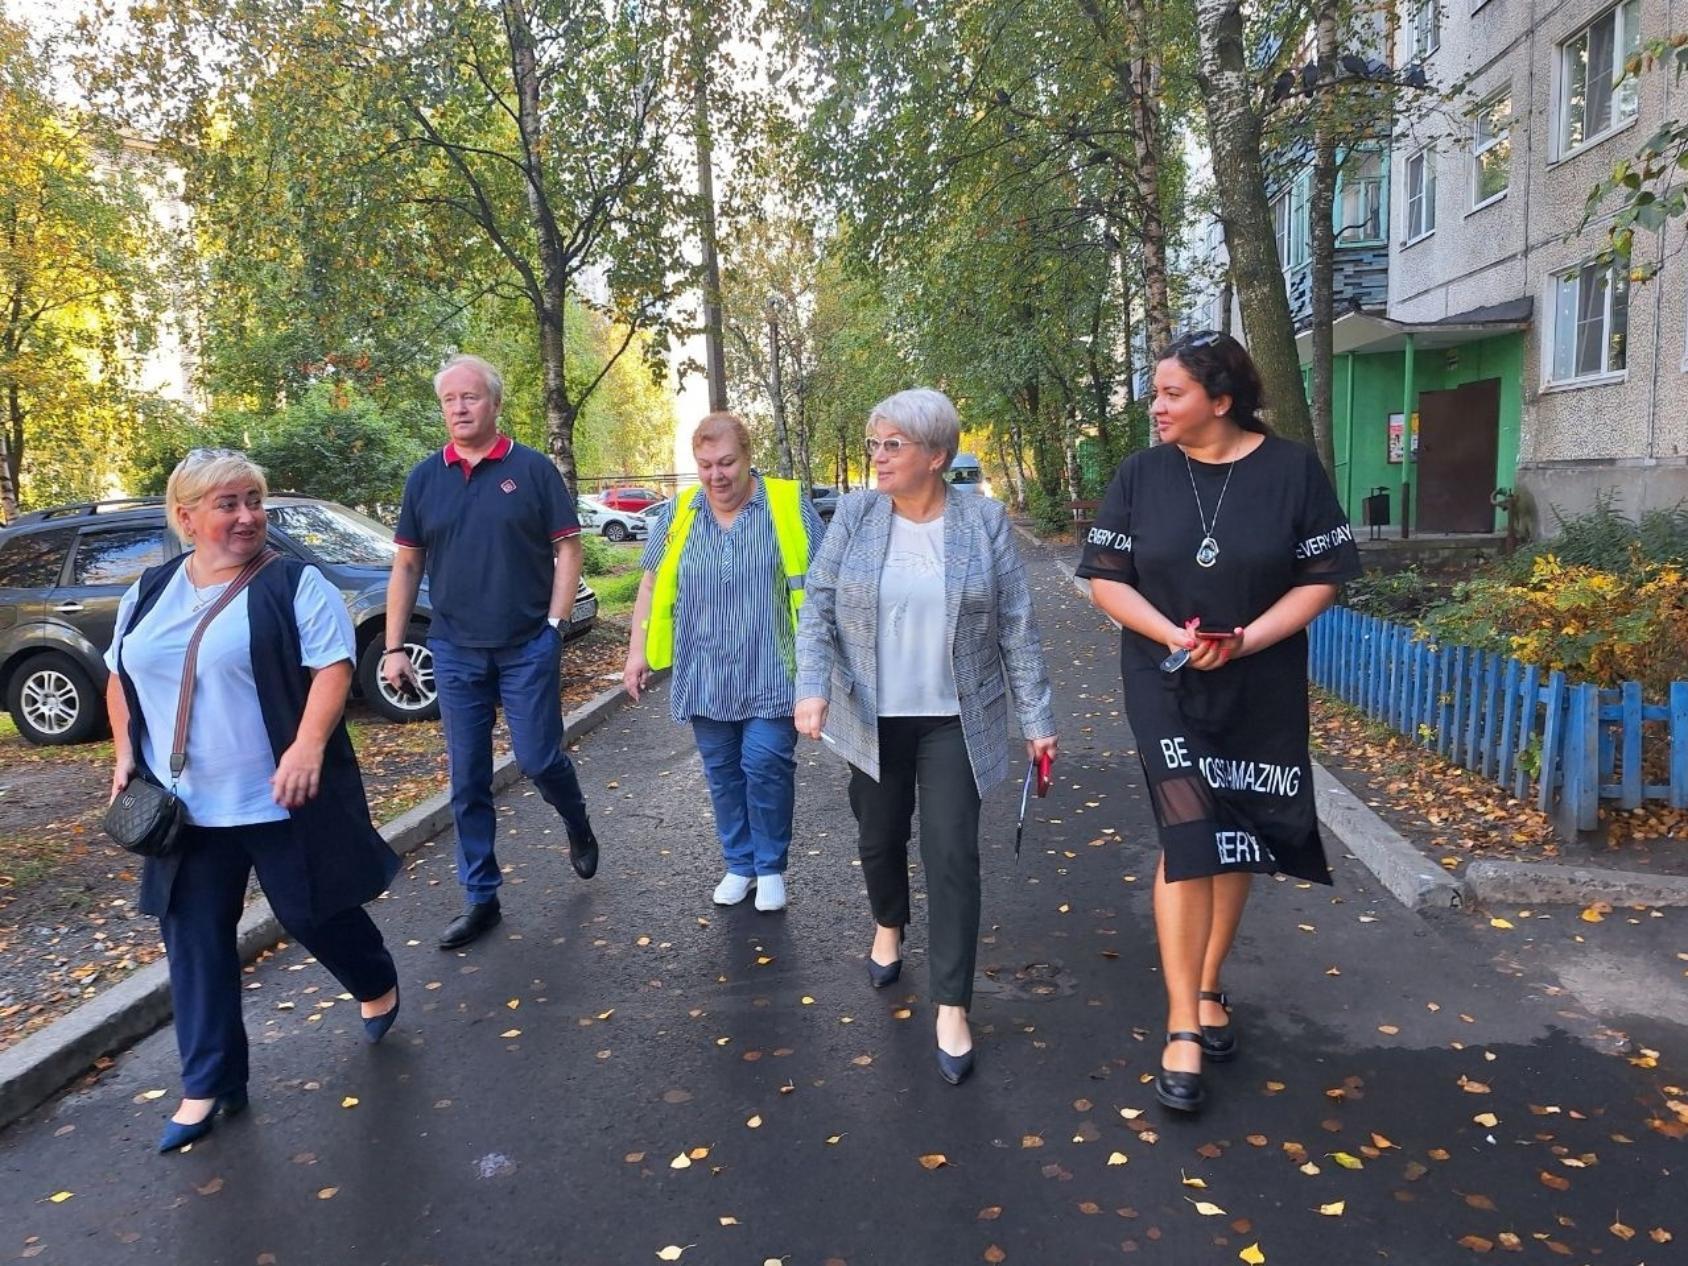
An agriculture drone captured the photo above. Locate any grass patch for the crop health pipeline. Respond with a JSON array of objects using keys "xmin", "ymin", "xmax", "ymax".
[
  {"xmin": 0, "ymin": 832, "xmax": 65, "ymax": 892},
  {"xmin": 592, "ymin": 569, "xmax": 644, "ymax": 616}
]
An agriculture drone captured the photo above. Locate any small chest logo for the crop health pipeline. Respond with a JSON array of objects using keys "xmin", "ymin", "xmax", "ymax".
[{"xmin": 500, "ymin": 478, "xmax": 518, "ymax": 494}]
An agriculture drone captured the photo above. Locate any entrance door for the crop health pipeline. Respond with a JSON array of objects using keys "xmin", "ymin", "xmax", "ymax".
[{"xmin": 1415, "ymin": 378, "xmax": 1500, "ymax": 533}]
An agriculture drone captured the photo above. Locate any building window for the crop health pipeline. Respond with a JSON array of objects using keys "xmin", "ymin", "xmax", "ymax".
[
  {"xmin": 1405, "ymin": 147, "xmax": 1436, "ymax": 241},
  {"xmin": 1550, "ymin": 261, "xmax": 1630, "ymax": 382},
  {"xmin": 1273, "ymin": 173, "xmax": 1309, "ymax": 277},
  {"xmin": 1472, "ymin": 89, "xmax": 1512, "ymax": 207},
  {"xmin": 1337, "ymin": 150, "xmax": 1386, "ymax": 243},
  {"xmin": 1408, "ymin": 1, "xmax": 1440, "ymax": 60},
  {"xmin": 1558, "ymin": 1, "xmax": 1641, "ymax": 156}
]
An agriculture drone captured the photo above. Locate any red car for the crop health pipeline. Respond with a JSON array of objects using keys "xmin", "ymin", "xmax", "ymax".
[{"xmin": 596, "ymin": 486, "xmax": 663, "ymax": 512}]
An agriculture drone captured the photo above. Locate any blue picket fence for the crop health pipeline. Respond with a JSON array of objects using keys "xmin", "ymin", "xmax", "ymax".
[{"xmin": 1308, "ymin": 606, "xmax": 1688, "ymax": 832}]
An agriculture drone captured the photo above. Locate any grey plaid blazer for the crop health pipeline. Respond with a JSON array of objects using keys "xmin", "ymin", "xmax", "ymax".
[{"xmin": 794, "ymin": 488, "xmax": 1056, "ymax": 794}]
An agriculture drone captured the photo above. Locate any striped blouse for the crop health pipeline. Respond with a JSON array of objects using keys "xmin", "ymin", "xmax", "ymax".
[{"xmin": 640, "ymin": 476, "xmax": 827, "ymax": 724}]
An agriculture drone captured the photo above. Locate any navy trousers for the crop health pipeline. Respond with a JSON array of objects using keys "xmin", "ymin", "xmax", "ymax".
[
  {"xmin": 431, "ymin": 626, "xmax": 593, "ymax": 904},
  {"xmin": 161, "ymin": 822, "xmax": 397, "ymax": 1098}
]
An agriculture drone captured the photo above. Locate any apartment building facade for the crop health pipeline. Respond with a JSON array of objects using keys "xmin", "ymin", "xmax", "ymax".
[{"xmin": 1217, "ymin": 1, "xmax": 1684, "ymax": 536}]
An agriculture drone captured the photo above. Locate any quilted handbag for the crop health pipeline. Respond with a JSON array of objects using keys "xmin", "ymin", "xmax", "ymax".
[{"xmin": 101, "ymin": 550, "xmax": 278, "ymax": 858}]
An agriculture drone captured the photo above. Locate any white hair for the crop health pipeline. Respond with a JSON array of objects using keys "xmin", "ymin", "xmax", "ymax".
[
  {"xmin": 868, "ymin": 388, "xmax": 961, "ymax": 466},
  {"xmin": 434, "ymin": 354, "xmax": 504, "ymax": 408}
]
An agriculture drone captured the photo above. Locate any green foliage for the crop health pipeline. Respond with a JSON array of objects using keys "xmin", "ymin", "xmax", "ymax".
[
  {"xmin": 1422, "ymin": 554, "xmax": 1688, "ymax": 700},
  {"xmin": 1503, "ymin": 490, "xmax": 1688, "ymax": 579},
  {"xmin": 580, "ymin": 534, "xmax": 618, "ymax": 578},
  {"xmin": 1343, "ymin": 568, "xmax": 1441, "ymax": 621},
  {"xmin": 0, "ymin": 14, "xmax": 168, "ymax": 518},
  {"xmin": 1024, "ymin": 482, "xmax": 1070, "ymax": 537},
  {"xmin": 590, "ymin": 568, "xmax": 645, "ymax": 616},
  {"xmin": 128, "ymin": 384, "xmax": 432, "ymax": 513}
]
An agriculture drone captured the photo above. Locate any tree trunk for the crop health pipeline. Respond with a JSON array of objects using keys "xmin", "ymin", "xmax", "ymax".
[
  {"xmin": 692, "ymin": 6, "xmax": 728, "ymax": 414},
  {"xmin": 993, "ymin": 430, "xmax": 1022, "ymax": 509},
  {"xmin": 767, "ymin": 310, "xmax": 794, "ymax": 476},
  {"xmin": 505, "ymin": 0, "xmax": 577, "ymax": 485},
  {"xmin": 1118, "ymin": 245, "xmax": 1136, "ymax": 408},
  {"xmin": 1308, "ymin": 2, "xmax": 1339, "ymax": 478},
  {"xmin": 1, "ymin": 383, "xmax": 21, "ymax": 522},
  {"xmin": 1194, "ymin": 0, "xmax": 1313, "ymax": 446}
]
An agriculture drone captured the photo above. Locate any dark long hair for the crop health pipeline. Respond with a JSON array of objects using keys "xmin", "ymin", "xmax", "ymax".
[{"xmin": 1156, "ymin": 331, "xmax": 1270, "ymax": 434}]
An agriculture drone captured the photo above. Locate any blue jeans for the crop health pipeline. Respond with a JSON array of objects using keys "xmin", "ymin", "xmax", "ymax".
[
  {"xmin": 432, "ymin": 627, "xmax": 592, "ymax": 904},
  {"xmin": 691, "ymin": 716, "xmax": 797, "ymax": 877}
]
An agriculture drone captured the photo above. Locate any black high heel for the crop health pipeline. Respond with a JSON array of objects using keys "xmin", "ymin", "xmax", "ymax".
[
  {"xmin": 1198, "ymin": 990, "xmax": 1237, "ymax": 1062},
  {"xmin": 867, "ymin": 927, "xmax": 903, "ymax": 989},
  {"xmin": 1154, "ymin": 1032, "xmax": 1206, "ymax": 1113}
]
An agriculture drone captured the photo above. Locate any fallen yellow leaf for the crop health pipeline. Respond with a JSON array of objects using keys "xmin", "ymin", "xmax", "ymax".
[
  {"xmin": 746, "ymin": 1115, "xmax": 762, "ymax": 1129},
  {"xmin": 1489, "ymin": 917, "xmax": 1514, "ymax": 930},
  {"xmin": 317, "ymin": 1187, "xmax": 338, "ymax": 1200},
  {"xmin": 1238, "ymin": 1245, "xmax": 1266, "ymax": 1265},
  {"xmin": 670, "ymin": 1153, "xmax": 691, "ymax": 1170},
  {"xmin": 1107, "ymin": 1152, "xmax": 1128, "ymax": 1166},
  {"xmin": 1473, "ymin": 1112, "xmax": 1499, "ymax": 1127},
  {"xmin": 1188, "ymin": 1199, "xmax": 1227, "ymax": 1216},
  {"xmin": 656, "ymin": 1247, "xmax": 687, "ymax": 1262},
  {"xmin": 48, "ymin": 1191, "xmax": 72, "ymax": 1204},
  {"xmin": 1181, "ymin": 1173, "xmax": 1208, "ymax": 1189},
  {"xmin": 1329, "ymin": 1152, "xmax": 1363, "ymax": 1170},
  {"xmin": 1318, "ymin": 1201, "xmax": 1345, "ymax": 1216},
  {"xmin": 917, "ymin": 1153, "xmax": 949, "ymax": 1170},
  {"xmin": 340, "ymin": 1096, "xmax": 359, "ymax": 1109},
  {"xmin": 500, "ymin": 1029, "xmax": 522, "ymax": 1039}
]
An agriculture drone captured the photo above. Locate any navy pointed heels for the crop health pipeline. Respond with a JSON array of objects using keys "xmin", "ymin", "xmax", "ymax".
[
  {"xmin": 363, "ymin": 986, "xmax": 401, "ymax": 1045},
  {"xmin": 936, "ymin": 1044, "xmax": 975, "ymax": 1086},
  {"xmin": 157, "ymin": 1088, "xmax": 248, "ymax": 1154},
  {"xmin": 867, "ymin": 927, "xmax": 903, "ymax": 989}
]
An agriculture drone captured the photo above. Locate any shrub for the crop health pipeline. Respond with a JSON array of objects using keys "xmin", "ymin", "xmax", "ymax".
[
  {"xmin": 1421, "ymin": 554, "xmax": 1688, "ymax": 698},
  {"xmin": 580, "ymin": 533, "xmax": 617, "ymax": 577},
  {"xmin": 1505, "ymin": 490, "xmax": 1688, "ymax": 579},
  {"xmin": 1344, "ymin": 568, "xmax": 1438, "ymax": 621},
  {"xmin": 1025, "ymin": 482, "xmax": 1070, "ymax": 536}
]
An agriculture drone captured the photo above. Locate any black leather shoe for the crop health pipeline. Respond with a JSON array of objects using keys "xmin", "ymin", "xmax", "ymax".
[
  {"xmin": 568, "ymin": 823, "xmax": 599, "ymax": 880},
  {"xmin": 936, "ymin": 1044, "xmax": 975, "ymax": 1085},
  {"xmin": 1199, "ymin": 990, "xmax": 1237, "ymax": 1062},
  {"xmin": 1154, "ymin": 1032, "xmax": 1206, "ymax": 1113},
  {"xmin": 439, "ymin": 899, "xmax": 502, "ymax": 949}
]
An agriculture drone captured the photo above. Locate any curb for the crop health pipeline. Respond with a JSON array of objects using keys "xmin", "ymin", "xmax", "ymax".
[
  {"xmin": 1062, "ymin": 564, "xmax": 1465, "ymax": 913},
  {"xmin": 1462, "ymin": 859, "xmax": 1688, "ymax": 908},
  {"xmin": 1311, "ymin": 766, "xmax": 1466, "ymax": 910},
  {"xmin": 0, "ymin": 678, "xmax": 642, "ymax": 1131}
]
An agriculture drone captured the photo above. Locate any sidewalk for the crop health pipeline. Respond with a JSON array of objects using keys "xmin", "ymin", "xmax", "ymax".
[{"xmin": 1, "ymin": 545, "xmax": 1683, "ymax": 1265}]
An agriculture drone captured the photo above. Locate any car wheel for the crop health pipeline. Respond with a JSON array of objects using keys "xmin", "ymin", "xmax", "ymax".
[
  {"xmin": 356, "ymin": 623, "xmax": 440, "ymax": 723},
  {"xmin": 6, "ymin": 651, "xmax": 105, "ymax": 745},
  {"xmin": 604, "ymin": 521, "xmax": 629, "ymax": 543}
]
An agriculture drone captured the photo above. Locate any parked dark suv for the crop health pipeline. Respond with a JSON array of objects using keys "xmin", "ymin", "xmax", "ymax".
[{"xmin": 0, "ymin": 496, "xmax": 598, "ymax": 745}]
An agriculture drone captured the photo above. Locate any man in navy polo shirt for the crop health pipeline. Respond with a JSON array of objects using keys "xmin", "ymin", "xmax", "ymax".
[{"xmin": 384, "ymin": 354, "xmax": 601, "ymax": 950}]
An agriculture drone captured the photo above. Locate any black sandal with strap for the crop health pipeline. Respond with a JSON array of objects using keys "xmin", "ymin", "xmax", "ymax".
[
  {"xmin": 1199, "ymin": 990, "xmax": 1237, "ymax": 1062},
  {"xmin": 1155, "ymin": 1032, "xmax": 1206, "ymax": 1113}
]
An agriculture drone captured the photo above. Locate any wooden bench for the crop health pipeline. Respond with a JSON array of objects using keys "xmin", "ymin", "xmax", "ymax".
[{"xmin": 1068, "ymin": 499, "xmax": 1101, "ymax": 538}]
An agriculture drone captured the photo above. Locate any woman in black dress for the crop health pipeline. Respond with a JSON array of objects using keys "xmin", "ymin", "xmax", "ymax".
[{"xmin": 1076, "ymin": 332, "xmax": 1361, "ymax": 1114}]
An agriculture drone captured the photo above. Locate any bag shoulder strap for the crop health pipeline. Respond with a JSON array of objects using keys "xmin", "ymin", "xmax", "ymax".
[{"xmin": 169, "ymin": 549, "xmax": 279, "ymax": 778}]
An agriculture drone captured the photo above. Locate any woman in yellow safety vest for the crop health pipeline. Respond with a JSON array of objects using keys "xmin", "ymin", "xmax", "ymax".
[{"xmin": 622, "ymin": 412, "xmax": 825, "ymax": 912}]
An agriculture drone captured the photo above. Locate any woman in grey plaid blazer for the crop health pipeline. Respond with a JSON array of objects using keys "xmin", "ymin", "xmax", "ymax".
[{"xmin": 794, "ymin": 389, "xmax": 1057, "ymax": 1086}]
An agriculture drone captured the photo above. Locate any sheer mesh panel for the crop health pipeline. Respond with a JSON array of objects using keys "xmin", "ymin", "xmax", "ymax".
[{"xmin": 1150, "ymin": 775, "xmax": 1213, "ymax": 828}]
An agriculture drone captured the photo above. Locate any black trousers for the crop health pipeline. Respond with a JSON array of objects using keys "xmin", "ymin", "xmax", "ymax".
[
  {"xmin": 848, "ymin": 716, "xmax": 983, "ymax": 1009},
  {"xmin": 160, "ymin": 822, "xmax": 397, "ymax": 1098}
]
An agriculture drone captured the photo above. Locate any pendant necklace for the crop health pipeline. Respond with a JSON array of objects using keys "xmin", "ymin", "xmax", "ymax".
[
  {"xmin": 185, "ymin": 558, "xmax": 226, "ymax": 612},
  {"xmin": 1184, "ymin": 448, "xmax": 1237, "ymax": 569}
]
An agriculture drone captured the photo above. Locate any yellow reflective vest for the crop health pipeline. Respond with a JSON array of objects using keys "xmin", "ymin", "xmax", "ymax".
[{"xmin": 643, "ymin": 476, "xmax": 810, "ymax": 671}]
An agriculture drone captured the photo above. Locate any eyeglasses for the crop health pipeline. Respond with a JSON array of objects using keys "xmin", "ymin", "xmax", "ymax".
[
  {"xmin": 184, "ymin": 446, "xmax": 242, "ymax": 463},
  {"xmin": 865, "ymin": 437, "xmax": 917, "ymax": 455}
]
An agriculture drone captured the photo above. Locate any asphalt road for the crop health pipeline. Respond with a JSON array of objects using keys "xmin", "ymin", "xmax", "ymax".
[{"xmin": 1, "ymin": 543, "xmax": 1683, "ymax": 1266}]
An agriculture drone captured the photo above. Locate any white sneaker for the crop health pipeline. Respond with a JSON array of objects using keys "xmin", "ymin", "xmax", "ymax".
[
  {"xmin": 713, "ymin": 873, "xmax": 755, "ymax": 906},
  {"xmin": 754, "ymin": 874, "xmax": 786, "ymax": 912}
]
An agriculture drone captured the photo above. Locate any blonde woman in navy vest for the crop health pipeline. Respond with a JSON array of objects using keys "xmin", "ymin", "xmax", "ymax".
[
  {"xmin": 622, "ymin": 412, "xmax": 826, "ymax": 912},
  {"xmin": 105, "ymin": 450, "xmax": 400, "ymax": 1153}
]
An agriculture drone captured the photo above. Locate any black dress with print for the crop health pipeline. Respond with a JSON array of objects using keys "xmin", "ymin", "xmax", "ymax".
[{"xmin": 1075, "ymin": 435, "xmax": 1362, "ymax": 883}]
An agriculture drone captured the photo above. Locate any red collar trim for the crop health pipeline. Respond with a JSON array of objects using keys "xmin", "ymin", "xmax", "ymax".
[{"xmin": 442, "ymin": 434, "xmax": 513, "ymax": 468}]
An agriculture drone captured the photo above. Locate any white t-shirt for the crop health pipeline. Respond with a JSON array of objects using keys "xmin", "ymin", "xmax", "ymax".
[
  {"xmin": 105, "ymin": 562, "xmax": 355, "ymax": 826},
  {"xmin": 876, "ymin": 513, "xmax": 961, "ymax": 717}
]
